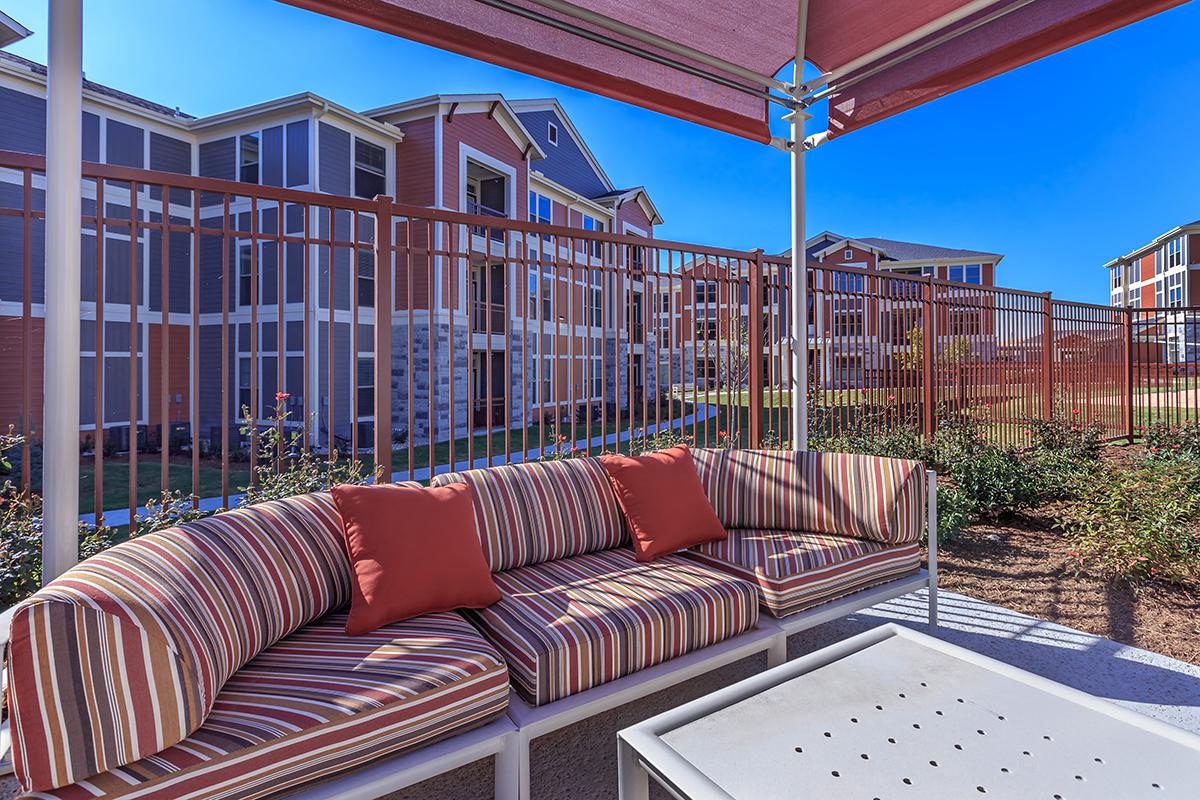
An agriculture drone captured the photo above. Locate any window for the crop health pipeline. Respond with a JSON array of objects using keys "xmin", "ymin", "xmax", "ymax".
[
  {"xmin": 695, "ymin": 280, "xmax": 718, "ymax": 305},
  {"xmin": 357, "ymin": 249, "xmax": 375, "ymax": 308},
  {"xmin": 1168, "ymin": 272, "xmax": 1184, "ymax": 307},
  {"xmin": 1167, "ymin": 237, "xmax": 1184, "ymax": 269},
  {"xmin": 587, "ymin": 270, "xmax": 603, "ymax": 327},
  {"xmin": 582, "ymin": 214, "xmax": 605, "ymax": 258},
  {"xmin": 965, "ymin": 264, "xmax": 982, "ymax": 284},
  {"xmin": 357, "ymin": 356, "xmax": 374, "ymax": 417},
  {"xmin": 239, "ymin": 133, "xmax": 259, "ymax": 183},
  {"xmin": 843, "ymin": 248, "xmax": 854, "ymax": 260},
  {"xmin": 547, "ymin": 121, "xmax": 558, "ymax": 146},
  {"xmin": 353, "ymin": 138, "xmax": 386, "ymax": 199},
  {"xmin": 238, "ymin": 244, "xmax": 253, "ymax": 306},
  {"xmin": 949, "ymin": 308, "xmax": 981, "ymax": 336},
  {"xmin": 590, "ymin": 350, "xmax": 603, "ymax": 398},
  {"xmin": 542, "ymin": 271, "xmax": 554, "ymax": 320},
  {"xmin": 921, "ymin": 265, "xmax": 937, "ymax": 278},
  {"xmin": 529, "ymin": 191, "xmax": 553, "ymax": 225},
  {"xmin": 238, "ymin": 357, "xmax": 252, "ymax": 414},
  {"xmin": 542, "ymin": 334, "xmax": 554, "ymax": 403},
  {"xmin": 832, "ymin": 300, "xmax": 862, "ymax": 335}
]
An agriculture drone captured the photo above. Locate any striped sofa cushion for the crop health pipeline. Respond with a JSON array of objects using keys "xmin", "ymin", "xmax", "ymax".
[
  {"xmin": 431, "ymin": 457, "xmax": 627, "ymax": 572},
  {"xmin": 28, "ymin": 612, "xmax": 510, "ymax": 800},
  {"xmin": 465, "ymin": 548, "xmax": 759, "ymax": 706},
  {"xmin": 688, "ymin": 529, "xmax": 922, "ymax": 617},
  {"xmin": 691, "ymin": 448, "xmax": 927, "ymax": 544},
  {"xmin": 7, "ymin": 493, "xmax": 352, "ymax": 793}
]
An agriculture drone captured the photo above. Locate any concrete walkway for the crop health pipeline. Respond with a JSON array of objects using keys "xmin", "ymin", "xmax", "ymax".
[{"xmin": 388, "ymin": 590, "xmax": 1200, "ymax": 799}]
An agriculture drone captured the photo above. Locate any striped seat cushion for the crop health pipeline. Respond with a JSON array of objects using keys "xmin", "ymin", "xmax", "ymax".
[
  {"xmin": 431, "ymin": 457, "xmax": 627, "ymax": 571},
  {"xmin": 686, "ymin": 529, "xmax": 921, "ymax": 617},
  {"xmin": 691, "ymin": 448, "xmax": 927, "ymax": 545},
  {"xmin": 7, "ymin": 493, "xmax": 352, "ymax": 793},
  {"xmin": 28, "ymin": 612, "xmax": 510, "ymax": 800},
  {"xmin": 465, "ymin": 548, "xmax": 759, "ymax": 706}
]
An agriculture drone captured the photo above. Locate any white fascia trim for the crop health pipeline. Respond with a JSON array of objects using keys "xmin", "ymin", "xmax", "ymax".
[
  {"xmin": 0, "ymin": 59, "xmax": 192, "ymax": 130},
  {"xmin": 812, "ymin": 238, "xmax": 887, "ymax": 259},
  {"xmin": 0, "ymin": 11, "xmax": 33, "ymax": 47},
  {"xmin": 459, "ymin": 142, "xmax": 518, "ymax": 220},
  {"xmin": 192, "ymin": 93, "xmax": 404, "ymax": 142},
  {"xmin": 883, "ymin": 256, "xmax": 1000, "ymax": 270},
  {"xmin": 530, "ymin": 171, "xmax": 612, "ymax": 219},
  {"xmin": 1103, "ymin": 223, "xmax": 1200, "ymax": 269},
  {"xmin": 508, "ymin": 97, "xmax": 614, "ymax": 192},
  {"xmin": 367, "ymin": 94, "xmax": 545, "ymax": 161}
]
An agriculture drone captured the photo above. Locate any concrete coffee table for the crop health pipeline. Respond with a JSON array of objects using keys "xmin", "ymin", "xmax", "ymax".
[{"xmin": 617, "ymin": 624, "xmax": 1200, "ymax": 799}]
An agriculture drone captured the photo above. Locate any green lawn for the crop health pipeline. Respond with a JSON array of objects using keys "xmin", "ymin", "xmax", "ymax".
[{"xmin": 72, "ymin": 457, "xmax": 251, "ymax": 516}]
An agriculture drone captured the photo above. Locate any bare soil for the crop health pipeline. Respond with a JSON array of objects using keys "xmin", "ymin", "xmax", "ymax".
[{"xmin": 935, "ymin": 509, "xmax": 1200, "ymax": 666}]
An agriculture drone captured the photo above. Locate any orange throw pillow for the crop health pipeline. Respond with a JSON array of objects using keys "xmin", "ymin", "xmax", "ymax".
[
  {"xmin": 602, "ymin": 445, "xmax": 727, "ymax": 561},
  {"xmin": 331, "ymin": 482, "xmax": 500, "ymax": 635}
]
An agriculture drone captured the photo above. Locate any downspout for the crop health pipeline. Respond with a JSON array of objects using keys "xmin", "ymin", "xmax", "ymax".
[{"xmin": 42, "ymin": 0, "xmax": 83, "ymax": 580}]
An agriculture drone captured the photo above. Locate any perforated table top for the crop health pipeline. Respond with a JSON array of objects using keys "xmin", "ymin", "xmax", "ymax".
[{"xmin": 619, "ymin": 625, "xmax": 1200, "ymax": 800}]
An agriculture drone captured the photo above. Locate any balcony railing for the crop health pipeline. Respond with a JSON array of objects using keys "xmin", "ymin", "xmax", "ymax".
[
  {"xmin": 466, "ymin": 199, "xmax": 506, "ymax": 242},
  {"xmin": 1, "ymin": 149, "xmax": 1198, "ymax": 528}
]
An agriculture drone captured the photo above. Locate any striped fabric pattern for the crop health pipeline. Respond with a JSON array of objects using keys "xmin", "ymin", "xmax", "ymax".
[
  {"xmin": 688, "ymin": 530, "xmax": 921, "ymax": 617},
  {"xmin": 465, "ymin": 548, "xmax": 759, "ymax": 706},
  {"xmin": 431, "ymin": 457, "xmax": 628, "ymax": 572},
  {"xmin": 29, "ymin": 612, "xmax": 510, "ymax": 800},
  {"xmin": 691, "ymin": 448, "xmax": 927, "ymax": 544},
  {"xmin": 6, "ymin": 493, "xmax": 352, "ymax": 793}
]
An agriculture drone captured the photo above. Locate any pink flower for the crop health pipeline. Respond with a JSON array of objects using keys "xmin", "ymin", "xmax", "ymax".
[
  {"xmin": 1071, "ymin": 408, "xmax": 1080, "ymax": 415},
  {"xmin": 275, "ymin": 391, "xmax": 290, "ymax": 401}
]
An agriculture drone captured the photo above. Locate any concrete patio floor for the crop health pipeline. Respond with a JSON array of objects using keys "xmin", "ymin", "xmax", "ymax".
[
  {"xmin": 390, "ymin": 589, "xmax": 1200, "ymax": 800},
  {"xmin": 2, "ymin": 589, "xmax": 1196, "ymax": 800}
]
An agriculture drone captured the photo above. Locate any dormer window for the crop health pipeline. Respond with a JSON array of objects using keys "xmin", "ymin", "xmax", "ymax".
[{"xmin": 547, "ymin": 121, "xmax": 558, "ymax": 146}]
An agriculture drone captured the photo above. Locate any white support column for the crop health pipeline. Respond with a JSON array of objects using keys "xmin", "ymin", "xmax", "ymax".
[
  {"xmin": 790, "ymin": 0, "xmax": 811, "ymax": 451},
  {"xmin": 42, "ymin": 0, "xmax": 83, "ymax": 582}
]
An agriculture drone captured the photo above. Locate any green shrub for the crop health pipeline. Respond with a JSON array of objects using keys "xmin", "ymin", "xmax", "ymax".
[
  {"xmin": 1145, "ymin": 420, "xmax": 1200, "ymax": 463},
  {"xmin": 136, "ymin": 490, "xmax": 222, "ymax": 537},
  {"xmin": 935, "ymin": 485, "xmax": 976, "ymax": 541},
  {"xmin": 1056, "ymin": 461, "xmax": 1200, "ymax": 584}
]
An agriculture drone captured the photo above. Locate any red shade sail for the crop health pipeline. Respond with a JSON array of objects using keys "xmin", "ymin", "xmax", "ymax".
[{"xmin": 282, "ymin": 0, "xmax": 1186, "ymax": 142}]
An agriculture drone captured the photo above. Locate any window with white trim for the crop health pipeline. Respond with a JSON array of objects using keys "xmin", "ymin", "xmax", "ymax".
[
  {"xmin": 547, "ymin": 121, "xmax": 558, "ymax": 146},
  {"xmin": 353, "ymin": 138, "xmax": 387, "ymax": 200},
  {"xmin": 238, "ymin": 243, "xmax": 253, "ymax": 306},
  {"xmin": 1168, "ymin": 271, "xmax": 1184, "ymax": 307},
  {"xmin": 357, "ymin": 356, "xmax": 374, "ymax": 418},
  {"xmin": 582, "ymin": 213, "xmax": 605, "ymax": 258},
  {"xmin": 843, "ymin": 248, "xmax": 854, "ymax": 260},
  {"xmin": 357, "ymin": 249, "xmax": 375, "ymax": 308},
  {"xmin": 239, "ymin": 133, "xmax": 259, "ymax": 184}
]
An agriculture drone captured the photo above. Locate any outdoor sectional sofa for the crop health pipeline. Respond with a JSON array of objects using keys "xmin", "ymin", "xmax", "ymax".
[{"xmin": 1, "ymin": 448, "xmax": 935, "ymax": 800}]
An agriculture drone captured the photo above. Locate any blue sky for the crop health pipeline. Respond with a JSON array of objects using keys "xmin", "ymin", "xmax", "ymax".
[{"xmin": 4, "ymin": 0, "xmax": 1199, "ymax": 304}]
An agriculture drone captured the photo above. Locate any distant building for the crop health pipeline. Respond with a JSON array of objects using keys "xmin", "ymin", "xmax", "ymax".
[{"xmin": 1106, "ymin": 222, "xmax": 1200, "ymax": 365}]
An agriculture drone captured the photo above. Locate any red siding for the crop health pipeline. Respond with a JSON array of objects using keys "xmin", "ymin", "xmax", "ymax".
[
  {"xmin": 440, "ymin": 113, "xmax": 528, "ymax": 214},
  {"xmin": 394, "ymin": 117, "xmax": 435, "ymax": 207}
]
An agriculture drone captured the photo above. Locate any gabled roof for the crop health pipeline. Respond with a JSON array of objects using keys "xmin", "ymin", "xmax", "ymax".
[
  {"xmin": 0, "ymin": 10, "xmax": 32, "ymax": 48},
  {"xmin": 0, "ymin": 50, "xmax": 192, "ymax": 120},
  {"xmin": 858, "ymin": 236, "xmax": 1002, "ymax": 263},
  {"xmin": 364, "ymin": 93, "xmax": 546, "ymax": 160},
  {"xmin": 591, "ymin": 186, "xmax": 664, "ymax": 226},
  {"xmin": 508, "ymin": 97, "xmax": 612, "ymax": 192},
  {"xmin": 193, "ymin": 92, "xmax": 404, "ymax": 141}
]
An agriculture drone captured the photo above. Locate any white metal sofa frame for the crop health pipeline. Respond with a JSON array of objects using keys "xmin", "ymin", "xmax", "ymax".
[{"xmin": 0, "ymin": 472, "xmax": 936, "ymax": 800}]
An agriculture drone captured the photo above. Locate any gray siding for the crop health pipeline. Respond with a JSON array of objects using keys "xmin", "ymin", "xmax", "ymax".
[
  {"xmin": 262, "ymin": 125, "xmax": 284, "ymax": 187},
  {"xmin": 318, "ymin": 122, "xmax": 350, "ymax": 196},
  {"xmin": 516, "ymin": 109, "xmax": 608, "ymax": 198},
  {"xmin": 147, "ymin": 228, "xmax": 191, "ymax": 313},
  {"xmin": 0, "ymin": 85, "xmax": 46, "ymax": 154},
  {"xmin": 82, "ymin": 112, "xmax": 99, "ymax": 162},
  {"xmin": 106, "ymin": 119, "xmax": 144, "ymax": 168},
  {"xmin": 286, "ymin": 120, "xmax": 309, "ymax": 187},
  {"xmin": 199, "ymin": 137, "xmax": 235, "ymax": 180}
]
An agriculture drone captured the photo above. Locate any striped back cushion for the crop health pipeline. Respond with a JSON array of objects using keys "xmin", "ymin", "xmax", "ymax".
[
  {"xmin": 6, "ymin": 492, "xmax": 351, "ymax": 793},
  {"xmin": 691, "ymin": 448, "xmax": 927, "ymax": 544},
  {"xmin": 431, "ymin": 457, "xmax": 627, "ymax": 571}
]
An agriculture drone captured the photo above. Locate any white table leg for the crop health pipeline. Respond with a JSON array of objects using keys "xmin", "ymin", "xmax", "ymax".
[{"xmin": 618, "ymin": 737, "xmax": 649, "ymax": 800}]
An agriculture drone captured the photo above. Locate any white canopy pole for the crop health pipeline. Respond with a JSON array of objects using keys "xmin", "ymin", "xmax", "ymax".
[
  {"xmin": 790, "ymin": 0, "xmax": 811, "ymax": 451},
  {"xmin": 42, "ymin": 0, "xmax": 83, "ymax": 581}
]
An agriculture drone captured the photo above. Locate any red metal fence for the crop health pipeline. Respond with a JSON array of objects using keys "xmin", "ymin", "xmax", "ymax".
[{"xmin": 1, "ymin": 151, "xmax": 1196, "ymax": 525}]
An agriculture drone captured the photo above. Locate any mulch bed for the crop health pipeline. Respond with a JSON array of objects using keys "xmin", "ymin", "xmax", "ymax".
[{"xmin": 934, "ymin": 509, "xmax": 1200, "ymax": 667}]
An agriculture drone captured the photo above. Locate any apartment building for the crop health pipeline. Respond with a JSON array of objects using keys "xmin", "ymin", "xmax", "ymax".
[
  {"xmin": 1106, "ymin": 221, "xmax": 1200, "ymax": 364},
  {"xmin": 0, "ymin": 35, "xmax": 662, "ymax": 450},
  {"xmin": 772, "ymin": 233, "xmax": 1004, "ymax": 388}
]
